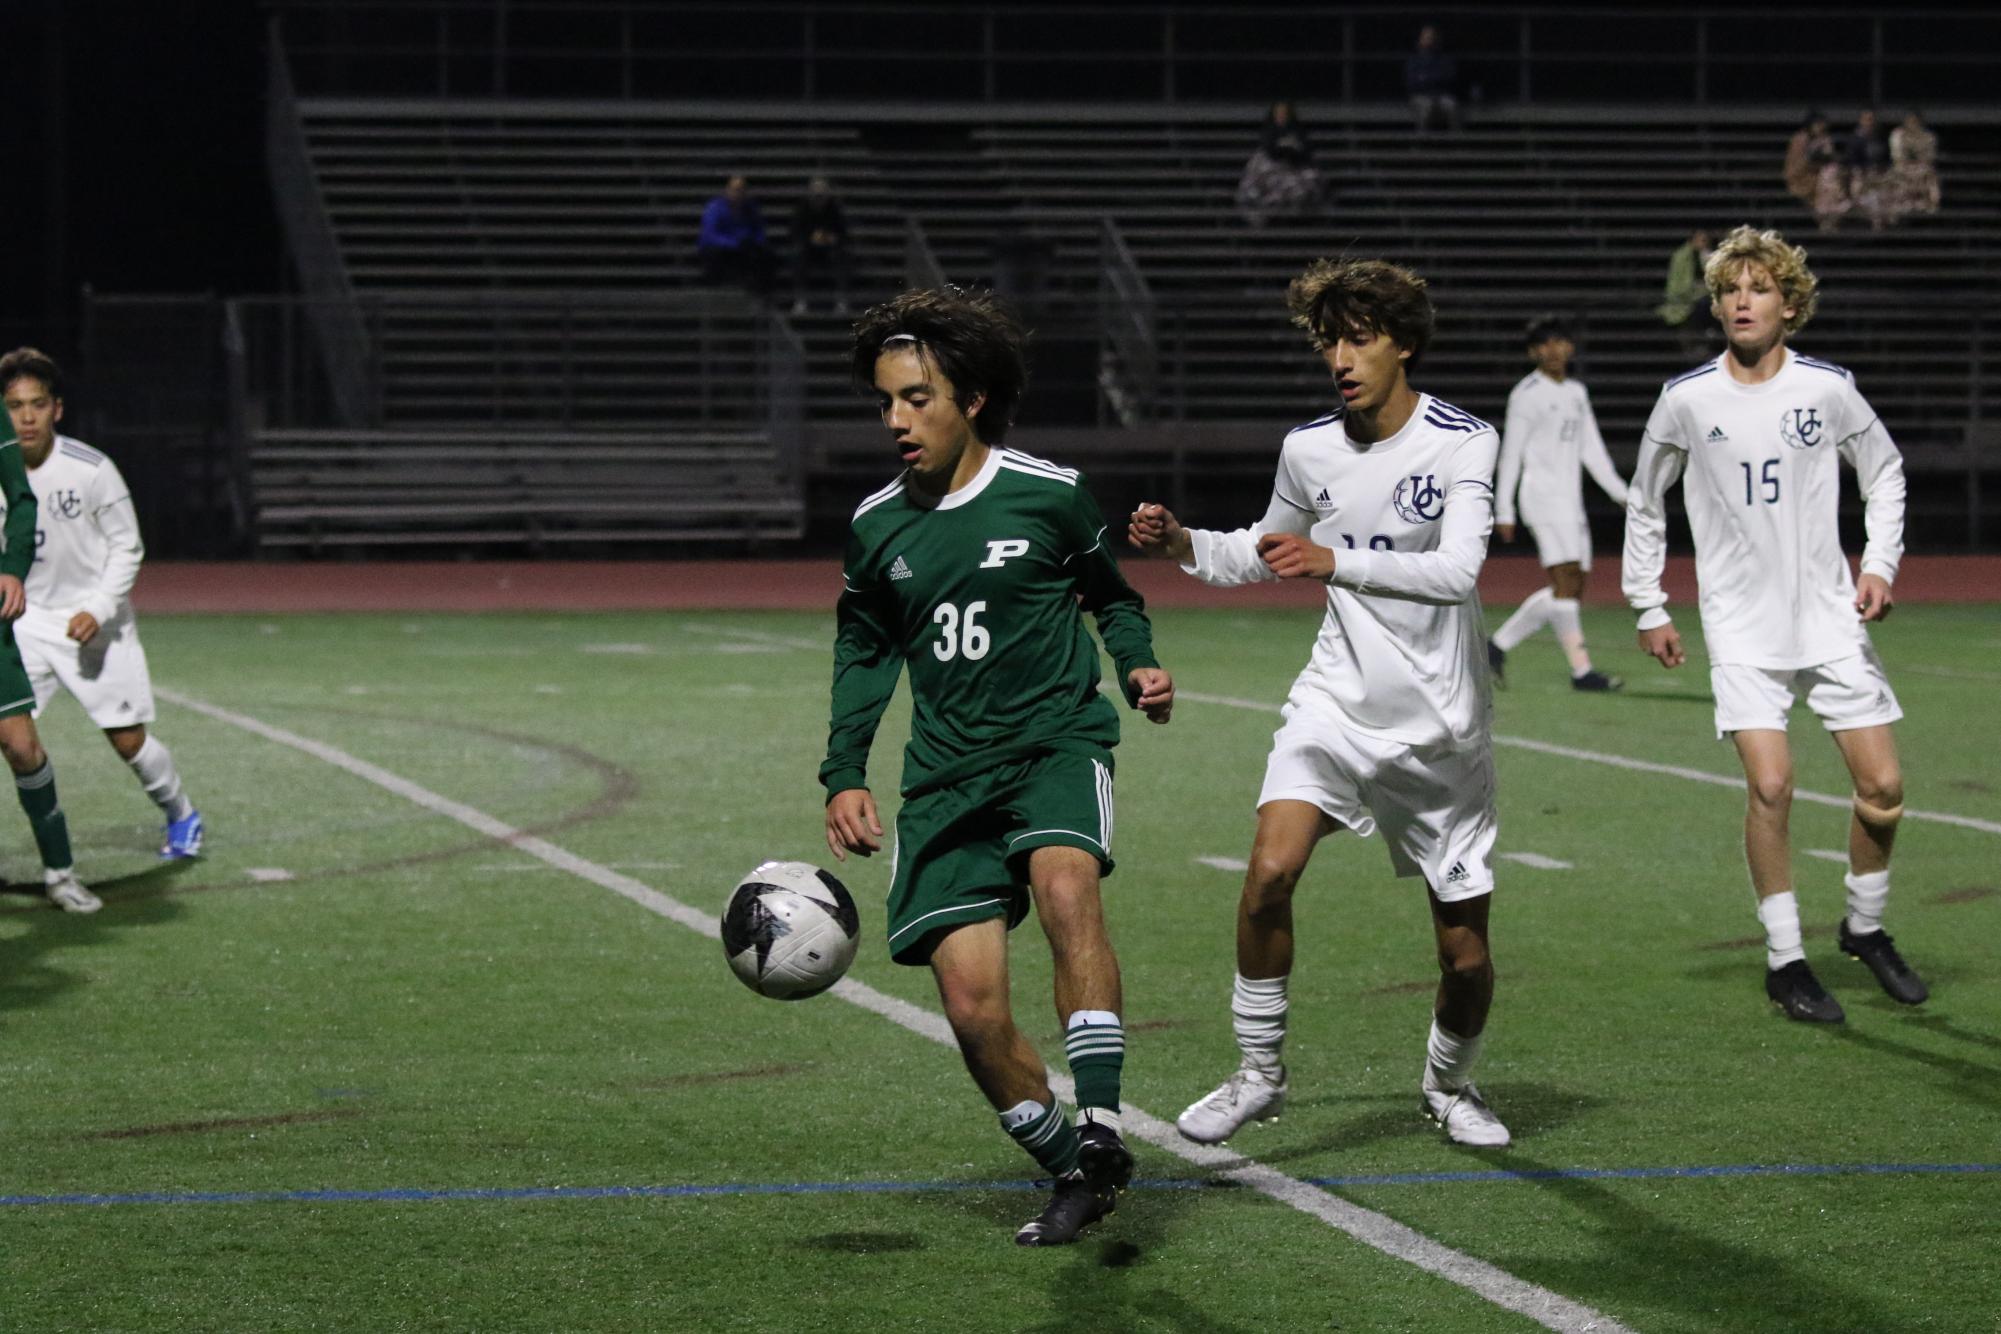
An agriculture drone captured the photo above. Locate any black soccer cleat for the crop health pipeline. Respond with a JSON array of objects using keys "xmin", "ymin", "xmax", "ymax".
[
  {"xmin": 1077, "ymin": 1123, "xmax": 1134, "ymax": 1193},
  {"xmin": 1014, "ymin": 1175, "xmax": 1117, "ymax": 1247},
  {"xmin": 1571, "ymin": 669, "xmax": 1624, "ymax": 692},
  {"xmin": 1486, "ymin": 638, "xmax": 1507, "ymax": 688},
  {"xmin": 1765, "ymin": 959, "xmax": 1846, "ymax": 1024},
  {"xmin": 1838, "ymin": 922, "xmax": 1930, "ymax": 1005}
]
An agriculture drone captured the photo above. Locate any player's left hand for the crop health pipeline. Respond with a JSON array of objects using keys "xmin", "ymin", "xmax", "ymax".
[
  {"xmin": 0, "ymin": 575, "xmax": 23, "ymax": 621},
  {"xmin": 1256, "ymin": 532, "xmax": 1335, "ymax": 580},
  {"xmin": 67, "ymin": 612, "xmax": 100, "ymax": 644},
  {"xmin": 1855, "ymin": 573, "xmax": 1894, "ymax": 623},
  {"xmin": 1128, "ymin": 667, "xmax": 1174, "ymax": 724}
]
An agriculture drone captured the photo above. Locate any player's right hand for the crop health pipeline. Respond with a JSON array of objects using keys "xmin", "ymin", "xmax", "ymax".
[
  {"xmin": 825, "ymin": 788, "xmax": 883, "ymax": 862},
  {"xmin": 0, "ymin": 575, "xmax": 23, "ymax": 621},
  {"xmin": 1127, "ymin": 502, "xmax": 1190, "ymax": 562},
  {"xmin": 1638, "ymin": 622, "xmax": 1685, "ymax": 669},
  {"xmin": 1495, "ymin": 522, "xmax": 1516, "ymax": 543}
]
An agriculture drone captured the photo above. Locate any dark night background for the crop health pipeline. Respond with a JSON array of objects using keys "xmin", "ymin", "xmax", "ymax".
[{"xmin": 1, "ymin": 1, "xmax": 279, "ymax": 363}]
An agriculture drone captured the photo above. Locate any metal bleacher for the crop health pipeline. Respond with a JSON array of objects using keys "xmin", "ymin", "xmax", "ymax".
[{"xmin": 269, "ymin": 83, "xmax": 2001, "ymax": 548}]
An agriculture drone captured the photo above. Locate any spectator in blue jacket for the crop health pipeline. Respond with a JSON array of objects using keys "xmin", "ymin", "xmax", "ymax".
[
  {"xmin": 1405, "ymin": 25, "xmax": 1460, "ymax": 133},
  {"xmin": 697, "ymin": 175, "xmax": 778, "ymax": 299}
]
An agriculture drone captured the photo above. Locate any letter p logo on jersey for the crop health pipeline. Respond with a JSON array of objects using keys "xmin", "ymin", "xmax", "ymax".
[{"xmin": 979, "ymin": 539, "xmax": 1031, "ymax": 568}]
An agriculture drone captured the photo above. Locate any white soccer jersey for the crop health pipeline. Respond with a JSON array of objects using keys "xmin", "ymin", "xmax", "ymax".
[
  {"xmin": 1622, "ymin": 350, "xmax": 1905, "ymax": 669},
  {"xmin": 1495, "ymin": 370, "xmax": 1627, "ymax": 527},
  {"xmin": 1183, "ymin": 395, "xmax": 1498, "ymax": 748},
  {"xmin": 18, "ymin": 435, "xmax": 145, "ymax": 634}
]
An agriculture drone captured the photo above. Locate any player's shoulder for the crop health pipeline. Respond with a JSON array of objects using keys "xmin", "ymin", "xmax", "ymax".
[
  {"xmin": 54, "ymin": 435, "xmax": 109, "ymax": 469},
  {"xmin": 1508, "ymin": 371, "xmax": 1542, "ymax": 399},
  {"xmin": 1418, "ymin": 395, "xmax": 1495, "ymax": 437},
  {"xmin": 1284, "ymin": 408, "xmax": 1345, "ymax": 445},
  {"xmin": 850, "ymin": 473, "xmax": 908, "ymax": 525},
  {"xmin": 1660, "ymin": 358, "xmax": 1723, "ymax": 398},
  {"xmin": 1791, "ymin": 351, "xmax": 1857, "ymax": 385},
  {"xmin": 993, "ymin": 446, "xmax": 1081, "ymax": 489}
]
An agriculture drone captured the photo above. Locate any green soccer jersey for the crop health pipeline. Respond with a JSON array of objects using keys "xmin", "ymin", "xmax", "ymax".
[
  {"xmin": 0, "ymin": 437, "xmax": 39, "ymax": 581},
  {"xmin": 821, "ymin": 446, "xmax": 1160, "ymax": 800}
]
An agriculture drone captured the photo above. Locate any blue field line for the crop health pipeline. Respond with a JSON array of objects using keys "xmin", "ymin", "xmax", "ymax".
[{"xmin": 5, "ymin": 1161, "xmax": 1997, "ymax": 1210}]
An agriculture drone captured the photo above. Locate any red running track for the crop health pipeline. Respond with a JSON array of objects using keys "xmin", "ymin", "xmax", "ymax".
[{"xmin": 131, "ymin": 556, "xmax": 1998, "ymax": 615}]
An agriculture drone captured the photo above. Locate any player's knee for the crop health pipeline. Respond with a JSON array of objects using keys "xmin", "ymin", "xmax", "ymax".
[
  {"xmin": 1243, "ymin": 855, "xmax": 1303, "ymax": 911},
  {"xmin": 0, "ymin": 734, "xmax": 44, "ymax": 773},
  {"xmin": 1436, "ymin": 938, "xmax": 1491, "ymax": 984},
  {"xmin": 1854, "ymin": 787, "xmax": 1904, "ymax": 833},
  {"xmin": 937, "ymin": 981, "xmax": 1011, "ymax": 1045},
  {"xmin": 1746, "ymin": 772, "xmax": 1794, "ymax": 811}
]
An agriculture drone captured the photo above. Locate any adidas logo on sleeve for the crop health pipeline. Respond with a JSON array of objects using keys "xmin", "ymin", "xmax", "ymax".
[
  {"xmin": 1706, "ymin": 426, "xmax": 1729, "ymax": 443},
  {"xmin": 889, "ymin": 555, "xmax": 913, "ymax": 581},
  {"xmin": 1313, "ymin": 488, "xmax": 1335, "ymax": 509}
]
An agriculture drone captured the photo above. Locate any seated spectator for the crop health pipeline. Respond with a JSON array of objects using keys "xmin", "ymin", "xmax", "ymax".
[
  {"xmin": 1235, "ymin": 101, "xmax": 1326, "ymax": 227},
  {"xmin": 1783, "ymin": 110, "xmax": 1837, "ymax": 208},
  {"xmin": 1405, "ymin": 25, "xmax": 1460, "ymax": 133},
  {"xmin": 1840, "ymin": 109, "xmax": 1894, "ymax": 231},
  {"xmin": 1656, "ymin": 227, "xmax": 1716, "ymax": 361},
  {"xmin": 696, "ymin": 174, "xmax": 778, "ymax": 299},
  {"xmin": 790, "ymin": 176, "xmax": 853, "ymax": 316},
  {"xmin": 1888, "ymin": 110, "xmax": 1941, "ymax": 220}
]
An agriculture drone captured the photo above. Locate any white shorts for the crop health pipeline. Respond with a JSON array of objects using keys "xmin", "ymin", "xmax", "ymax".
[
  {"xmin": 16, "ymin": 611, "xmax": 158, "ymax": 729},
  {"xmin": 1521, "ymin": 506, "xmax": 1591, "ymax": 570},
  {"xmin": 1710, "ymin": 649, "xmax": 1902, "ymax": 738},
  {"xmin": 1257, "ymin": 704, "xmax": 1497, "ymax": 900}
]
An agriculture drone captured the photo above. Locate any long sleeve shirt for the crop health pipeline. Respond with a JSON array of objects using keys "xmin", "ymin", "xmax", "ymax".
[
  {"xmin": 1180, "ymin": 397, "xmax": 1497, "ymax": 748},
  {"xmin": 1495, "ymin": 371, "xmax": 1627, "ymax": 527},
  {"xmin": 1622, "ymin": 350, "xmax": 1905, "ymax": 669},
  {"xmin": 22, "ymin": 435, "xmax": 145, "ymax": 629}
]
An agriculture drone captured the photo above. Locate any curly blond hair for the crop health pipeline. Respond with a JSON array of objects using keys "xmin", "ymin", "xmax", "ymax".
[
  {"xmin": 1286, "ymin": 258, "xmax": 1435, "ymax": 365},
  {"xmin": 1705, "ymin": 225, "xmax": 1820, "ymax": 334}
]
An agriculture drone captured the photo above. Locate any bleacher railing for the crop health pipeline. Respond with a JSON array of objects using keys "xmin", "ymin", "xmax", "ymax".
[
  {"xmin": 267, "ymin": 3, "xmax": 1998, "ymax": 108},
  {"xmin": 904, "ymin": 219, "xmax": 949, "ymax": 292},
  {"xmin": 1097, "ymin": 218, "xmax": 1159, "ymax": 428},
  {"xmin": 266, "ymin": 27, "xmax": 376, "ymax": 428}
]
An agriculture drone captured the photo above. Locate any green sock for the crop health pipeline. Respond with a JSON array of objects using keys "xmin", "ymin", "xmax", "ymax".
[
  {"xmin": 16, "ymin": 760, "xmax": 74, "ymax": 871},
  {"xmin": 1064, "ymin": 1010, "xmax": 1126, "ymax": 1117},
  {"xmin": 999, "ymin": 1100, "xmax": 1081, "ymax": 1178}
]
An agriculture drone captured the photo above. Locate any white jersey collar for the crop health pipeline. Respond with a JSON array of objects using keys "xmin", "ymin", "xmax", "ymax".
[{"xmin": 911, "ymin": 443, "xmax": 1003, "ymax": 511}]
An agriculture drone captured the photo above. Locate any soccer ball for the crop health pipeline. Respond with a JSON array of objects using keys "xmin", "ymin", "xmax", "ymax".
[{"xmin": 721, "ymin": 860, "xmax": 860, "ymax": 1000}]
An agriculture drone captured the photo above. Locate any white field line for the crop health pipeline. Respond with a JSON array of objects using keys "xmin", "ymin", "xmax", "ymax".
[
  {"xmin": 682, "ymin": 623, "xmax": 825, "ymax": 653},
  {"xmin": 1501, "ymin": 852, "xmax": 1574, "ymax": 871},
  {"xmin": 1175, "ymin": 690, "xmax": 2001, "ymax": 838},
  {"xmin": 1804, "ymin": 849, "xmax": 1850, "ymax": 864},
  {"xmin": 156, "ymin": 685, "xmax": 1630, "ymax": 1334},
  {"xmin": 1196, "ymin": 855, "xmax": 1249, "ymax": 872}
]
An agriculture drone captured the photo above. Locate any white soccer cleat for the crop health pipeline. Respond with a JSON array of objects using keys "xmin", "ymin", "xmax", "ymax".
[
  {"xmin": 45, "ymin": 869, "xmax": 102, "ymax": 915},
  {"xmin": 1176, "ymin": 1067, "xmax": 1287, "ymax": 1144},
  {"xmin": 1423, "ymin": 1082, "xmax": 1511, "ymax": 1147}
]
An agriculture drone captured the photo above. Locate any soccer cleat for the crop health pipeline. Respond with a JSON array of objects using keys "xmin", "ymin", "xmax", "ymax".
[
  {"xmin": 1486, "ymin": 638, "xmax": 1507, "ymax": 688},
  {"xmin": 1570, "ymin": 670, "xmax": 1624, "ymax": 692},
  {"xmin": 1838, "ymin": 922, "xmax": 1929, "ymax": 1005},
  {"xmin": 1077, "ymin": 1122, "xmax": 1133, "ymax": 1193},
  {"xmin": 1422, "ymin": 1082, "xmax": 1512, "ymax": 1147},
  {"xmin": 45, "ymin": 869, "xmax": 102, "ymax": 915},
  {"xmin": 1176, "ymin": 1067, "xmax": 1287, "ymax": 1144},
  {"xmin": 1013, "ymin": 1174, "xmax": 1116, "ymax": 1246},
  {"xmin": 160, "ymin": 809, "xmax": 205, "ymax": 860},
  {"xmin": 1765, "ymin": 959, "xmax": 1845, "ymax": 1023}
]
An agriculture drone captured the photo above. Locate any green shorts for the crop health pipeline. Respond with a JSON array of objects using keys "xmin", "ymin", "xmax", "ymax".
[
  {"xmin": 885, "ymin": 747, "xmax": 1117, "ymax": 966},
  {"xmin": 0, "ymin": 627, "xmax": 34, "ymax": 719}
]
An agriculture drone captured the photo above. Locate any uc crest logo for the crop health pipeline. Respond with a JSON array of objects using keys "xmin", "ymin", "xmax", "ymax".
[
  {"xmin": 1779, "ymin": 407, "xmax": 1824, "ymax": 450},
  {"xmin": 1392, "ymin": 473, "xmax": 1445, "ymax": 523},
  {"xmin": 50, "ymin": 489, "xmax": 83, "ymax": 520}
]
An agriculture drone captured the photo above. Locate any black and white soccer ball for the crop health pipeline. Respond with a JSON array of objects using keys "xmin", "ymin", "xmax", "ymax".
[{"xmin": 721, "ymin": 860, "xmax": 860, "ymax": 1000}]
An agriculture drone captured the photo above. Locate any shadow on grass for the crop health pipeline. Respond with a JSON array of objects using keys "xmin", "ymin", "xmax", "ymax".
[
  {"xmin": 1483, "ymin": 1144, "xmax": 1907, "ymax": 1333},
  {"xmin": 1828, "ymin": 1024, "xmax": 2001, "ymax": 1111},
  {"xmin": 0, "ymin": 861, "xmax": 191, "ymax": 1014},
  {"xmin": 1259, "ymin": 1081, "xmax": 1603, "ymax": 1163}
]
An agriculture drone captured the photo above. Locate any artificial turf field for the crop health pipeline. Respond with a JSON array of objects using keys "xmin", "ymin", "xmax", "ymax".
[{"xmin": 2, "ymin": 602, "xmax": 1997, "ymax": 1332}]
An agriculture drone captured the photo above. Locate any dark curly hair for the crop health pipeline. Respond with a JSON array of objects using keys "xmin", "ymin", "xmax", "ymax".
[
  {"xmin": 1522, "ymin": 313, "xmax": 1573, "ymax": 349},
  {"xmin": 850, "ymin": 287, "xmax": 1030, "ymax": 444},
  {"xmin": 1286, "ymin": 258, "xmax": 1435, "ymax": 367},
  {"xmin": 0, "ymin": 347, "xmax": 63, "ymax": 398}
]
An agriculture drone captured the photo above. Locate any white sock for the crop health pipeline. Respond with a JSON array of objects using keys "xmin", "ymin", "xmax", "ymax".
[
  {"xmin": 1076, "ymin": 1106, "xmax": 1124, "ymax": 1135},
  {"xmin": 1423, "ymin": 1019, "xmax": 1482, "ymax": 1093},
  {"xmin": 1844, "ymin": 869, "xmax": 1891, "ymax": 936},
  {"xmin": 1231, "ymin": 973, "xmax": 1289, "ymax": 1076},
  {"xmin": 1492, "ymin": 587, "xmax": 1554, "ymax": 652},
  {"xmin": 1758, "ymin": 891, "xmax": 1805, "ymax": 969},
  {"xmin": 1549, "ymin": 598, "xmax": 1593, "ymax": 675},
  {"xmin": 128, "ymin": 736, "xmax": 194, "ymax": 821}
]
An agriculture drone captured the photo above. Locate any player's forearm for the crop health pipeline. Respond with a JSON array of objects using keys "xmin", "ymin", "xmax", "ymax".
[
  {"xmin": 1329, "ymin": 532, "xmax": 1487, "ymax": 604},
  {"xmin": 1182, "ymin": 526, "xmax": 1282, "ymax": 587},
  {"xmin": 1854, "ymin": 446, "xmax": 1907, "ymax": 583}
]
